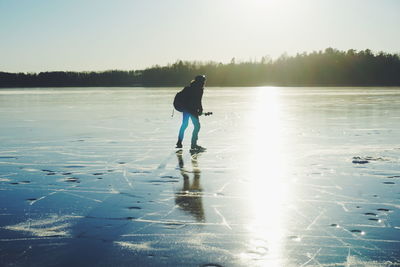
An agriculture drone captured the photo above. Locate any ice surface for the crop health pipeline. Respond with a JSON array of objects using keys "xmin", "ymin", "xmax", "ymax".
[{"xmin": 0, "ymin": 87, "xmax": 400, "ymax": 266}]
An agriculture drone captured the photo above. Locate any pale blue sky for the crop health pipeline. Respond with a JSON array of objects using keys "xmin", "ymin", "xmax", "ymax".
[{"xmin": 1, "ymin": 0, "xmax": 399, "ymax": 72}]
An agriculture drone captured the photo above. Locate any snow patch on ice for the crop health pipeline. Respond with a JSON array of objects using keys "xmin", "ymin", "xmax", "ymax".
[
  {"xmin": 114, "ymin": 241, "xmax": 163, "ymax": 251},
  {"xmin": 342, "ymin": 256, "xmax": 400, "ymax": 267},
  {"xmin": 3, "ymin": 214, "xmax": 83, "ymax": 237}
]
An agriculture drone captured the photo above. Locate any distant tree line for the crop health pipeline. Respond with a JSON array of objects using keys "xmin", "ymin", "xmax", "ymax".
[{"xmin": 1, "ymin": 48, "xmax": 400, "ymax": 87}]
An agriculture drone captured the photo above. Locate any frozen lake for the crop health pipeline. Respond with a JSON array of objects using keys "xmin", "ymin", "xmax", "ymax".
[{"xmin": 0, "ymin": 87, "xmax": 400, "ymax": 266}]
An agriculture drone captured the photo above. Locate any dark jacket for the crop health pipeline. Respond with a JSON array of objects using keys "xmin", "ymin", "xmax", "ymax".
[{"xmin": 181, "ymin": 84, "xmax": 203, "ymax": 115}]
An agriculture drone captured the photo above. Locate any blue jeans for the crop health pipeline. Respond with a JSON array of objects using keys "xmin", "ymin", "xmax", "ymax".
[{"xmin": 178, "ymin": 111, "xmax": 200, "ymax": 146}]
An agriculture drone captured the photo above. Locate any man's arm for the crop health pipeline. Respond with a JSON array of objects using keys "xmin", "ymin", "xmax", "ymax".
[{"xmin": 198, "ymin": 89, "xmax": 203, "ymax": 115}]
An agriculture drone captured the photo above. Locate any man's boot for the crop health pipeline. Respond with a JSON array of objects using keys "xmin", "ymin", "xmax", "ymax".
[
  {"xmin": 191, "ymin": 144, "xmax": 206, "ymax": 152},
  {"xmin": 176, "ymin": 140, "xmax": 183, "ymax": 149}
]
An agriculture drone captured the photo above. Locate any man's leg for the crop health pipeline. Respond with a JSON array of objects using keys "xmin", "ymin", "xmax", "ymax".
[
  {"xmin": 189, "ymin": 114, "xmax": 201, "ymax": 148},
  {"xmin": 177, "ymin": 112, "xmax": 190, "ymax": 147}
]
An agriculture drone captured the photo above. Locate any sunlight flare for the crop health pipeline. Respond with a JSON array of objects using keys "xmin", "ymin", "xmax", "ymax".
[{"xmin": 240, "ymin": 87, "xmax": 291, "ymax": 265}]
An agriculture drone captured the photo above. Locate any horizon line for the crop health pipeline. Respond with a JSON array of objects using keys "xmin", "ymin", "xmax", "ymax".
[{"xmin": 2, "ymin": 47, "xmax": 400, "ymax": 74}]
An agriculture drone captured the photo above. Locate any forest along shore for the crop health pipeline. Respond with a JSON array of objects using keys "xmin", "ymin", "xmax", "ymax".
[{"xmin": 1, "ymin": 48, "xmax": 400, "ymax": 88}]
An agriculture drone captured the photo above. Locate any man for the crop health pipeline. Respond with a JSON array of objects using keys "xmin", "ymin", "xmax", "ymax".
[{"xmin": 175, "ymin": 75, "xmax": 206, "ymax": 151}]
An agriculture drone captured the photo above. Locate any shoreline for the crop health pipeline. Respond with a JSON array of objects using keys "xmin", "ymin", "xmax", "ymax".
[{"xmin": 2, "ymin": 84, "xmax": 400, "ymax": 89}]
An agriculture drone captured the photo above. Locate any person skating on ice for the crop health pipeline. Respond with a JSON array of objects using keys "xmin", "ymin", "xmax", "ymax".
[{"xmin": 175, "ymin": 75, "xmax": 206, "ymax": 151}]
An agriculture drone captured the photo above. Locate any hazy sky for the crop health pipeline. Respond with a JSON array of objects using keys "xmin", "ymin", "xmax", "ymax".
[{"xmin": 1, "ymin": 0, "xmax": 399, "ymax": 72}]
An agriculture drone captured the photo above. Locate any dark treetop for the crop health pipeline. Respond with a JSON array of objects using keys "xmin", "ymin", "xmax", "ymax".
[{"xmin": 1, "ymin": 48, "xmax": 400, "ymax": 87}]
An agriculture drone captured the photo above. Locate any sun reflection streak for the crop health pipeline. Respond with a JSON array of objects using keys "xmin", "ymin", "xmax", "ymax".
[{"xmin": 239, "ymin": 87, "xmax": 291, "ymax": 266}]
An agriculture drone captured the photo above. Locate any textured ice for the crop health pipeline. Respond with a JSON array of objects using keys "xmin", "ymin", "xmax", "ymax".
[{"xmin": 0, "ymin": 87, "xmax": 400, "ymax": 266}]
